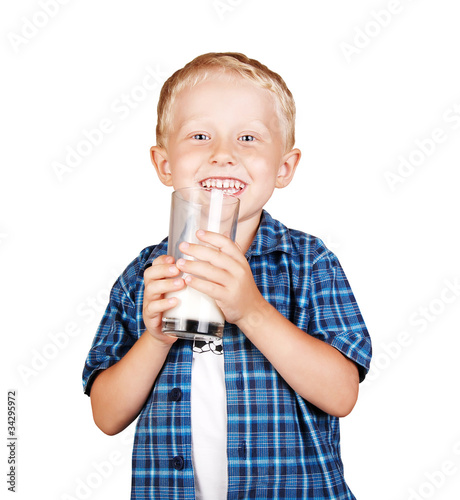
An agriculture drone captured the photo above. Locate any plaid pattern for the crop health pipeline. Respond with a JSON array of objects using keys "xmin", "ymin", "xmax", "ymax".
[{"xmin": 82, "ymin": 210, "xmax": 372, "ymax": 499}]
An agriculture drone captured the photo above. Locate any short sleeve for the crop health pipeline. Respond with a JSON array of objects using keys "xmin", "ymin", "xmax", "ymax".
[
  {"xmin": 82, "ymin": 273, "xmax": 140, "ymax": 396},
  {"xmin": 308, "ymin": 249, "xmax": 372, "ymax": 382}
]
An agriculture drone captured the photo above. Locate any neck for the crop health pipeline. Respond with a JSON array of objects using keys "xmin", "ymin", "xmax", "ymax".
[{"xmin": 235, "ymin": 211, "xmax": 263, "ymax": 255}]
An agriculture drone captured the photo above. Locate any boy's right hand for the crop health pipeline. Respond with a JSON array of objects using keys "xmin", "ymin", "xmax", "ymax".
[{"xmin": 142, "ymin": 254, "xmax": 184, "ymax": 345}]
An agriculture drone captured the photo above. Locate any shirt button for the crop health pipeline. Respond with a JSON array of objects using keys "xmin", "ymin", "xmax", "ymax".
[
  {"xmin": 171, "ymin": 455, "xmax": 184, "ymax": 470},
  {"xmin": 169, "ymin": 388, "xmax": 182, "ymax": 401}
]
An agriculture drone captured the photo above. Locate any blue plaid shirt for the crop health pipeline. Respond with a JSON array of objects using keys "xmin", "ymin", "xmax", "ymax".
[{"xmin": 83, "ymin": 210, "xmax": 372, "ymax": 499}]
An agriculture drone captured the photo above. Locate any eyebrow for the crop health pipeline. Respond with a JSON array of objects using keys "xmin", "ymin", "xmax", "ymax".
[
  {"xmin": 173, "ymin": 117, "xmax": 207, "ymax": 135},
  {"xmin": 177, "ymin": 117, "xmax": 205, "ymax": 129},
  {"xmin": 176, "ymin": 118, "xmax": 272, "ymax": 136},
  {"xmin": 245, "ymin": 120, "xmax": 272, "ymax": 135}
]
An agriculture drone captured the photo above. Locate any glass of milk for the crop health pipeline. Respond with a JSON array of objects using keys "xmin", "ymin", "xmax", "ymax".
[{"xmin": 162, "ymin": 187, "xmax": 239, "ymax": 341}]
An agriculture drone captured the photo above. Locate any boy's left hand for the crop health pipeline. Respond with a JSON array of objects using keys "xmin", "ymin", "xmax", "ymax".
[{"xmin": 176, "ymin": 230, "xmax": 265, "ymax": 326}]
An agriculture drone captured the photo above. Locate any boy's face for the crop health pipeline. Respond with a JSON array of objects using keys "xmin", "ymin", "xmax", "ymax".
[{"xmin": 151, "ymin": 71, "xmax": 300, "ymax": 230}]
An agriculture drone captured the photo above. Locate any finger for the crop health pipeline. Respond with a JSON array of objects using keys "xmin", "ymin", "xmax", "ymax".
[
  {"xmin": 179, "ymin": 241, "xmax": 238, "ymax": 270},
  {"xmin": 195, "ymin": 230, "xmax": 244, "ymax": 258},
  {"xmin": 144, "ymin": 258, "xmax": 180, "ymax": 284},
  {"xmin": 143, "ymin": 295, "xmax": 179, "ymax": 318},
  {"xmin": 176, "ymin": 258, "xmax": 229, "ymax": 285},
  {"xmin": 144, "ymin": 276, "xmax": 185, "ymax": 301},
  {"xmin": 182, "ymin": 274, "xmax": 225, "ymax": 302},
  {"xmin": 147, "ymin": 254, "xmax": 175, "ymax": 269}
]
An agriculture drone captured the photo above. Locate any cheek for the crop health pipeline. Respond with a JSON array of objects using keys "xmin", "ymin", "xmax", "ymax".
[
  {"xmin": 169, "ymin": 146, "xmax": 202, "ymax": 170},
  {"xmin": 249, "ymin": 155, "xmax": 279, "ymax": 181}
]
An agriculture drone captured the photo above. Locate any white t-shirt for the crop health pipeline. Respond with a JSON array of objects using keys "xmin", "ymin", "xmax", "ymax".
[{"xmin": 190, "ymin": 338, "xmax": 228, "ymax": 500}]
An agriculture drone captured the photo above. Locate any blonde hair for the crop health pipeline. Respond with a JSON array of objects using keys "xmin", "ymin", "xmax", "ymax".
[{"xmin": 156, "ymin": 52, "xmax": 296, "ymax": 152}]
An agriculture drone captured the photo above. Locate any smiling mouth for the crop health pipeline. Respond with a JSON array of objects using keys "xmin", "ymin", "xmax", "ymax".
[{"xmin": 200, "ymin": 178, "xmax": 246, "ymax": 195}]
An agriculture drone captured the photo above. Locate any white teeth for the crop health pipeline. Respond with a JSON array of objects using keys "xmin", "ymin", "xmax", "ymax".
[{"xmin": 200, "ymin": 178, "xmax": 246, "ymax": 192}]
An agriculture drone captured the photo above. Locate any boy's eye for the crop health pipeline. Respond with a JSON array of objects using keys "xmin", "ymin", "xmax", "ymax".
[
  {"xmin": 239, "ymin": 135, "xmax": 255, "ymax": 142},
  {"xmin": 192, "ymin": 134, "xmax": 210, "ymax": 140}
]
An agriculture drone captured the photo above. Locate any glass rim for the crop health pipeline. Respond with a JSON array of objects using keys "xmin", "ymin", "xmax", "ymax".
[{"xmin": 172, "ymin": 186, "xmax": 240, "ymax": 206}]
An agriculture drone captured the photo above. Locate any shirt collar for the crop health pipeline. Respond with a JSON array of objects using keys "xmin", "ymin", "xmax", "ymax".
[{"xmin": 246, "ymin": 210, "xmax": 294, "ymax": 258}]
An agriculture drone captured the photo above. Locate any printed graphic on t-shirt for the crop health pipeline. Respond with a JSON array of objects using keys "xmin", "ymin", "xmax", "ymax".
[{"xmin": 192, "ymin": 338, "xmax": 223, "ymax": 355}]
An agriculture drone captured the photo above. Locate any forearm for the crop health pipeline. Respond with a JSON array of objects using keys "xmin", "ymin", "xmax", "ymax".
[
  {"xmin": 173, "ymin": 232, "xmax": 360, "ymax": 417},
  {"xmin": 237, "ymin": 299, "xmax": 359, "ymax": 417},
  {"xmin": 90, "ymin": 331, "xmax": 172, "ymax": 435}
]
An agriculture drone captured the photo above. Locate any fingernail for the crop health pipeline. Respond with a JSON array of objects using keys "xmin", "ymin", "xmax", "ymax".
[
  {"xmin": 177, "ymin": 259, "xmax": 185, "ymax": 266},
  {"xmin": 180, "ymin": 241, "xmax": 189, "ymax": 250},
  {"xmin": 197, "ymin": 230, "xmax": 205, "ymax": 237},
  {"xmin": 169, "ymin": 266, "xmax": 177, "ymax": 273}
]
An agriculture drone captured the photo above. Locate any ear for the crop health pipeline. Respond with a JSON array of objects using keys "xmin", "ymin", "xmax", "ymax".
[
  {"xmin": 150, "ymin": 146, "xmax": 173, "ymax": 186},
  {"xmin": 275, "ymin": 148, "xmax": 301, "ymax": 189}
]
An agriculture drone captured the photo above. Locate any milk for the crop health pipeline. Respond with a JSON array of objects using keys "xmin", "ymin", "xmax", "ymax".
[
  {"xmin": 163, "ymin": 282, "xmax": 225, "ymax": 340},
  {"xmin": 165, "ymin": 285, "xmax": 224, "ymax": 324}
]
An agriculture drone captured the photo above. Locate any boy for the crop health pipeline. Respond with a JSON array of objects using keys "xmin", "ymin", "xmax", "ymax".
[{"xmin": 83, "ymin": 52, "xmax": 372, "ymax": 499}]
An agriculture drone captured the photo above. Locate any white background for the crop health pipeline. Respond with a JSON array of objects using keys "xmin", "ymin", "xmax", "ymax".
[{"xmin": 2, "ymin": 1, "xmax": 460, "ymax": 499}]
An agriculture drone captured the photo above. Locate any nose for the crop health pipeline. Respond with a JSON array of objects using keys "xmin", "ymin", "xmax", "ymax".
[{"xmin": 209, "ymin": 138, "xmax": 236, "ymax": 166}]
